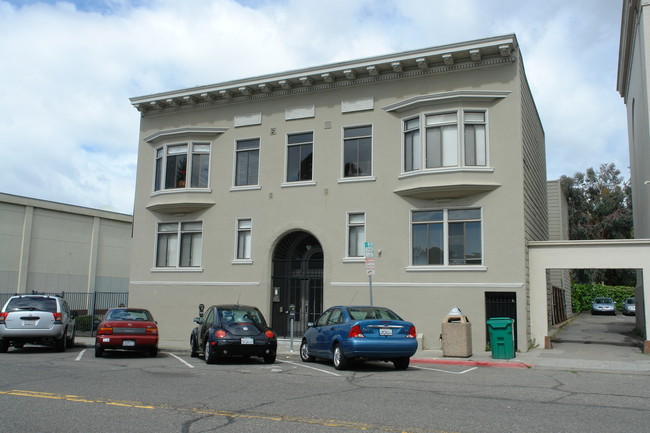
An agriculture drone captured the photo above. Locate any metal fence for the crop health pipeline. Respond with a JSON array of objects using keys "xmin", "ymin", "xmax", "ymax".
[{"xmin": 0, "ymin": 291, "xmax": 128, "ymax": 335}]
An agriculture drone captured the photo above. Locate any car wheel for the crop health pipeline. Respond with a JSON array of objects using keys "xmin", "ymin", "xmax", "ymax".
[
  {"xmin": 263, "ymin": 353, "xmax": 276, "ymax": 364},
  {"xmin": 393, "ymin": 357, "xmax": 410, "ymax": 370},
  {"xmin": 149, "ymin": 348, "xmax": 158, "ymax": 357},
  {"xmin": 204, "ymin": 341, "xmax": 216, "ymax": 364},
  {"xmin": 190, "ymin": 335, "xmax": 199, "ymax": 358},
  {"xmin": 0, "ymin": 339, "xmax": 8, "ymax": 353},
  {"xmin": 300, "ymin": 340, "xmax": 315, "ymax": 362},
  {"xmin": 55, "ymin": 330, "xmax": 67, "ymax": 352},
  {"xmin": 95, "ymin": 346, "xmax": 104, "ymax": 357},
  {"xmin": 66, "ymin": 327, "xmax": 75, "ymax": 348},
  {"xmin": 332, "ymin": 345, "xmax": 349, "ymax": 370}
]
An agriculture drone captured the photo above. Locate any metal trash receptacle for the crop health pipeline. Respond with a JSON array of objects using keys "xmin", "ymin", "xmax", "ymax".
[
  {"xmin": 441, "ymin": 314, "xmax": 472, "ymax": 357},
  {"xmin": 486, "ymin": 317, "xmax": 515, "ymax": 359}
]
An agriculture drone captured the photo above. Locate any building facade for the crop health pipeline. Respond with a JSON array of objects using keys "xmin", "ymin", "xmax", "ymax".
[
  {"xmin": 129, "ymin": 35, "xmax": 547, "ymax": 352},
  {"xmin": 0, "ymin": 193, "xmax": 132, "ymax": 295}
]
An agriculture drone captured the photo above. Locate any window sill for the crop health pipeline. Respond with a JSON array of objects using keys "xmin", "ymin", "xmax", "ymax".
[
  {"xmin": 232, "ymin": 259, "xmax": 253, "ymax": 265},
  {"xmin": 230, "ymin": 185, "xmax": 262, "ymax": 192},
  {"xmin": 338, "ymin": 176, "xmax": 376, "ymax": 184},
  {"xmin": 399, "ymin": 167, "xmax": 494, "ymax": 179},
  {"xmin": 151, "ymin": 188, "xmax": 212, "ymax": 196},
  {"xmin": 342, "ymin": 257, "xmax": 364, "ymax": 263},
  {"xmin": 150, "ymin": 267, "xmax": 204, "ymax": 273},
  {"xmin": 281, "ymin": 181, "xmax": 317, "ymax": 188},
  {"xmin": 406, "ymin": 265, "xmax": 487, "ymax": 272}
]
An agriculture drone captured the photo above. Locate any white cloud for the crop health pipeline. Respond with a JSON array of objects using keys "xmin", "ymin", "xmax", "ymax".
[{"xmin": 0, "ymin": 0, "xmax": 630, "ymax": 213}]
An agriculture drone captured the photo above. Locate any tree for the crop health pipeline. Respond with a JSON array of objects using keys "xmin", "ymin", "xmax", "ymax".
[{"xmin": 559, "ymin": 163, "xmax": 634, "ymax": 285}]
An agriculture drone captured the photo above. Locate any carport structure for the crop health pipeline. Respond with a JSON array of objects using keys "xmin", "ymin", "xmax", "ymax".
[{"xmin": 529, "ymin": 239, "xmax": 650, "ymax": 353}]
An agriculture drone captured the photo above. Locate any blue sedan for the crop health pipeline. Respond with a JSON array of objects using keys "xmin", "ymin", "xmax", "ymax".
[{"xmin": 300, "ymin": 306, "xmax": 418, "ymax": 370}]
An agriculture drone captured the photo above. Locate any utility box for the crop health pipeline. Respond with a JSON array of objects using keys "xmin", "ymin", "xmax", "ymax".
[
  {"xmin": 486, "ymin": 317, "xmax": 515, "ymax": 359},
  {"xmin": 441, "ymin": 314, "xmax": 472, "ymax": 357}
]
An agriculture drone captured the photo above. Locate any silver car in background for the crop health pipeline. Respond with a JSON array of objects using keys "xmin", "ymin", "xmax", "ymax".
[
  {"xmin": 591, "ymin": 297, "xmax": 616, "ymax": 315},
  {"xmin": 622, "ymin": 297, "xmax": 636, "ymax": 316},
  {"xmin": 0, "ymin": 295, "xmax": 76, "ymax": 352}
]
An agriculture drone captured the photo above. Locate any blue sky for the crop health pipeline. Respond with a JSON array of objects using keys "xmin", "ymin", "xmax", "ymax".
[{"xmin": 0, "ymin": 0, "xmax": 627, "ymax": 213}]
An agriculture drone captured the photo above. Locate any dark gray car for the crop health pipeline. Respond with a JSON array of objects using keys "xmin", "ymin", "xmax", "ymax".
[{"xmin": 0, "ymin": 295, "xmax": 76, "ymax": 352}]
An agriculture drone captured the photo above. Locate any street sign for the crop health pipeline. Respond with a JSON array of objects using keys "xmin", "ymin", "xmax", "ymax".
[{"xmin": 364, "ymin": 241, "xmax": 374, "ymax": 258}]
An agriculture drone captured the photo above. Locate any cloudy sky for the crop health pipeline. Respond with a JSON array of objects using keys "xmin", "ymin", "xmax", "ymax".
[{"xmin": 0, "ymin": 0, "xmax": 627, "ymax": 214}]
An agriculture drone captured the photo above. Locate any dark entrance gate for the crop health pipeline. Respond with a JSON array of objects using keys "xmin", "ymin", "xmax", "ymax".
[
  {"xmin": 271, "ymin": 232, "xmax": 323, "ymax": 337},
  {"xmin": 485, "ymin": 291, "xmax": 518, "ymax": 349}
]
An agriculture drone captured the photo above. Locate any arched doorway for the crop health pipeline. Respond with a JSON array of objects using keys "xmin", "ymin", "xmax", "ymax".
[{"xmin": 271, "ymin": 231, "xmax": 323, "ymax": 337}]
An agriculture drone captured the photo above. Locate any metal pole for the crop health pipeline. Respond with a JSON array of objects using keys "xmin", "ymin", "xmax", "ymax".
[
  {"xmin": 369, "ymin": 275, "xmax": 373, "ymax": 306},
  {"xmin": 289, "ymin": 316, "xmax": 294, "ymax": 352}
]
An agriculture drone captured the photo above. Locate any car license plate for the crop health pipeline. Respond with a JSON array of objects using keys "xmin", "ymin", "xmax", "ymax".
[
  {"xmin": 241, "ymin": 337, "xmax": 254, "ymax": 345},
  {"xmin": 379, "ymin": 328, "xmax": 393, "ymax": 336},
  {"xmin": 123, "ymin": 340, "xmax": 135, "ymax": 347}
]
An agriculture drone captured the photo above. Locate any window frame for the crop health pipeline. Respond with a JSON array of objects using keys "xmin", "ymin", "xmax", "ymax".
[
  {"xmin": 233, "ymin": 137, "xmax": 261, "ymax": 188},
  {"xmin": 342, "ymin": 125, "xmax": 373, "ymax": 180},
  {"xmin": 402, "ymin": 109, "xmax": 489, "ymax": 174},
  {"xmin": 154, "ymin": 221, "xmax": 203, "ymax": 270},
  {"xmin": 345, "ymin": 212, "xmax": 366, "ymax": 260},
  {"xmin": 284, "ymin": 131, "xmax": 315, "ymax": 186},
  {"xmin": 233, "ymin": 218, "xmax": 253, "ymax": 264},
  {"xmin": 408, "ymin": 208, "xmax": 484, "ymax": 271},
  {"xmin": 153, "ymin": 142, "xmax": 211, "ymax": 192}
]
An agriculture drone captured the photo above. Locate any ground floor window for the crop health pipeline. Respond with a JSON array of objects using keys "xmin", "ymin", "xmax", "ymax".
[{"xmin": 156, "ymin": 221, "xmax": 203, "ymax": 268}]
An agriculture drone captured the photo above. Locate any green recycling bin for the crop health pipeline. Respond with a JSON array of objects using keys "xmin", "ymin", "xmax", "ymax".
[{"xmin": 486, "ymin": 317, "xmax": 515, "ymax": 359}]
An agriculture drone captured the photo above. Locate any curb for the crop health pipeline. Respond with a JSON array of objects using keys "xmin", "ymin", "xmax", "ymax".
[{"xmin": 411, "ymin": 358, "xmax": 532, "ymax": 369}]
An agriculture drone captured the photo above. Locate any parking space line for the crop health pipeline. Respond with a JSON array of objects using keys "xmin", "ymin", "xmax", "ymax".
[
  {"xmin": 169, "ymin": 353, "xmax": 195, "ymax": 368},
  {"xmin": 278, "ymin": 360, "xmax": 341, "ymax": 376},
  {"xmin": 75, "ymin": 349, "xmax": 86, "ymax": 361},
  {"xmin": 412, "ymin": 365, "xmax": 477, "ymax": 375}
]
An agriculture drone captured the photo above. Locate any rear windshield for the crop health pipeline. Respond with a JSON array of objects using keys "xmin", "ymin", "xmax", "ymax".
[
  {"xmin": 105, "ymin": 309, "xmax": 154, "ymax": 321},
  {"xmin": 5, "ymin": 297, "xmax": 58, "ymax": 313},
  {"xmin": 347, "ymin": 307, "xmax": 402, "ymax": 321},
  {"xmin": 219, "ymin": 307, "xmax": 266, "ymax": 327}
]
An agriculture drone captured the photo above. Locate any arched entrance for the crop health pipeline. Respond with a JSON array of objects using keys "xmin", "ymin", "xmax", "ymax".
[{"xmin": 271, "ymin": 231, "xmax": 323, "ymax": 337}]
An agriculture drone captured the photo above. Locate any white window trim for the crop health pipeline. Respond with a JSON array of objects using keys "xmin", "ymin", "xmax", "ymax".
[
  {"xmin": 233, "ymin": 217, "xmax": 253, "ymax": 264},
  {"xmin": 340, "ymin": 124, "xmax": 374, "ymax": 181},
  {"xmin": 232, "ymin": 136, "xmax": 261, "ymax": 188},
  {"xmin": 153, "ymin": 141, "xmax": 213, "ymax": 192},
  {"xmin": 153, "ymin": 220, "xmax": 204, "ymax": 270},
  {"xmin": 284, "ymin": 131, "xmax": 315, "ymax": 184},
  {"xmin": 409, "ymin": 207, "xmax": 484, "ymax": 268},
  {"xmin": 344, "ymin": 211, "xmax": 366, "ymax": 260},
  {"xmin": 400, "ymin": 108, "xmax": 490, "ymax": 175}
]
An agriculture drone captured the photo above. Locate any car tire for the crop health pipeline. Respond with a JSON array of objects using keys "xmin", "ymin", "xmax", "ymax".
[
  {"xmin": 0, "ymin": 339, "xmax": 8, "ymax": 353},
  {"xmin": 204, "ymin": 341, "xmax": 216, "ymax": 364},
  {"xmin": 190, "ymin": 335, "xmax": 199, "ymax": 358},
  {"xmin": 393, "ymin": 357, "xmax": 410, "ymax": 370},
  {"xmin": 149, "ymin": 348, "xmax": 158, "ymax": 358},
  {"xmin": 66, "ymin": 327, "xmax": 75, "ymax": 348},
  {"xmin": 95, "ymin": 346, "xmax": 104, "ymax": 357},
  {"xmin": 300, "ymin": 340, "xmax": 315, "ymax": 362},
  {"xmin": 263, "ymin": 353, "xmax": 276, "ymax": 364},
  {"xmin": 55, "ymin": 330, "xmax": 67, "ymax": 352},
  {"xmin": 333, "ymin": 345, "xmax": 349, "ymax": 370}
]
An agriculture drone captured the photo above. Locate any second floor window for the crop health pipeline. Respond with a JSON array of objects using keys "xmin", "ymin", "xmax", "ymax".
[
  {"xmin": 286, "ymin": 132, "xmax": 313, "ymax": 182},
  {"xmin": 404, "ymin": 110, "xmax": 487, "ymax": 173},
  {"xmin": 343, "ymin": 126, "xmax": 372, "ymax": 177},
  {"xmin": 154, "ymin": 143, "xmax": 210, "ymax": 191},
  {"xmin": 235, "ymin": 138, "xmax": 260, "ymax": 186},
  {"xmin": 156, "ymin": 221, "xmax": 203, "ymax": 268}
]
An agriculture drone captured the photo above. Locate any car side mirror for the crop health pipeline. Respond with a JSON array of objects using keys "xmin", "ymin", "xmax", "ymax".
[
  {"xmin": 70, "ymin": 311, "xmax": 78, "ymax": 318},
  {"xmin": 193, "ymin": 317, "xmax": 204, "ymax": 324},
  {"xmin": 306, "ymin": 322, "xmax": 314, "ymax": 328}
]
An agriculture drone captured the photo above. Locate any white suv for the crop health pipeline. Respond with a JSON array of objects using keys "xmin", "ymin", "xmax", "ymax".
[{"xmin": 0, "ymin": 295, "xmax": 76, "ymax": 352}]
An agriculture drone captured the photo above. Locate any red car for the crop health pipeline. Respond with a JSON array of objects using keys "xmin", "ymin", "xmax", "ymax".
[{"xmin": 95, "ymin": 308, "xmax": 159, "ymax": 357}]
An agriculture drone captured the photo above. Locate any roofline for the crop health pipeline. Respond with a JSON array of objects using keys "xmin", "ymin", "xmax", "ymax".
[
  {"xmin": 0, "ymin": 192, "xmax": 133, "ymax": 222},
  {"xmin": 130, "ymin": 34, "xmax": 518, "ymax": 116}
]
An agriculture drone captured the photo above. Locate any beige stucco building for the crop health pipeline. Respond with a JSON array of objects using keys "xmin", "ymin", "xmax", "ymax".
[
  {"xmin": 0, "ymin": 193, "xmax": 132, "ymax": 296},
  {"xmin": 129, "ymin": 34, "xmax": 549, "ymax": 352}
]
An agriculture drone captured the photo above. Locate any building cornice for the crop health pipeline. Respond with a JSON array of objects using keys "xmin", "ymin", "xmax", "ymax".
[{"xmin": 130, "ymin": 35, "xmax": 518, "ymax": 117}]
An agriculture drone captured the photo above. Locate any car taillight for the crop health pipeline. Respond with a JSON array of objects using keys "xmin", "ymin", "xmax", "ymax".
[
  {"xmin": 146, "ymin": 327, "xmax": 158, "ymax": 335},
  {"xmin": 0, "ymin": 312, "xmax": 7, "ymax": 324},
  {"xmin": 406, "ymin": 325, "xmax": 417, "ymax": 338},
  {"xmin": 97, "ymin": 327, "xmax": 113, "ymax": 335},
  {"xmin": 265, "ymin": 330, "xmax": 275, "ymax": 339},
  {"xmin": 53, "ymin": 312, "xmax": 63, "ymax": 322},
  {"xmin": 215, "ymin": 329, "xmax": 227, "ymax": 339},
  {"xmin": 348, "ymin": 324, "xmax": 365, "ymax": 338}
]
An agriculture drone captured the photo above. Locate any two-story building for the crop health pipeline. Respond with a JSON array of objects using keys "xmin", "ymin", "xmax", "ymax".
[{"xmin": 128, "ymin": 34, "xmax": 547, "ymax": 352}]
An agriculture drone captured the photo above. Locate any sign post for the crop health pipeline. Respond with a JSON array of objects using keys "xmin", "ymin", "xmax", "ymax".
[{"xmin": 364, "ymin": 242, "xmax": 375, "ymax": 305}]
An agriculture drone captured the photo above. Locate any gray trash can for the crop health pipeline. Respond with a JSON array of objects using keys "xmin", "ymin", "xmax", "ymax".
[{"xmin": 441, "ymin": 314, "xmax": 472, "ymax": 357}]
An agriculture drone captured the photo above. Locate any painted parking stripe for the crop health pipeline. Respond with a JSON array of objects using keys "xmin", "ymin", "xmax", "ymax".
[
  {"xmin": 169, "ymin": 353, "xmax": 195, "ymax": 368},
  {"xmin": 279, "ymin": 360, "xmax": 341, "ymax": 377},
  {"xmin": 412, "ymin": 365, "xmax": 478, "ymax": 375},
  {"xmin": 75, "ymin": 349, "xmax": 86, "ymax": 361}
]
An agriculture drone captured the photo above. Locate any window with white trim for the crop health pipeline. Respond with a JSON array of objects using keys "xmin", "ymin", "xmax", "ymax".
[
  {"xmin": 343, "ymin": 126, "xmax": 372, "ymax": 177},
  {"xmin": 403, "ymin": 110, "xmax": 487, "ymax": 173},
  {"xmin": 234, "ymin": 138, "xmax": 260, "ymax": 186},
  {"xmin": 236, "ymin": 219, "xmax": 252, "ymax": 260},
  {"xmin": 286, "ymin": 132, "xmax": 313, "ymax": 182},
  {"xmin": 347, "ymin": 212, "xmax": 366, "ymax": 257},
  {"xmin": 156, "ymin": 221, "xmax": 203, "ymax": 268},
  {"xmin": 154, "ymin": 143, "xmax": 210, "ymax": 191},
  {"xmin": 411, "ymin": 209, "xmax": 482, "ymax": 266}
]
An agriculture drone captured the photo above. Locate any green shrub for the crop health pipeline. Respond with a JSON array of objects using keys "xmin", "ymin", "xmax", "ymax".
[{"xmin": 571, "ymin": 283, "xmax": 635, "ymax": 312}]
